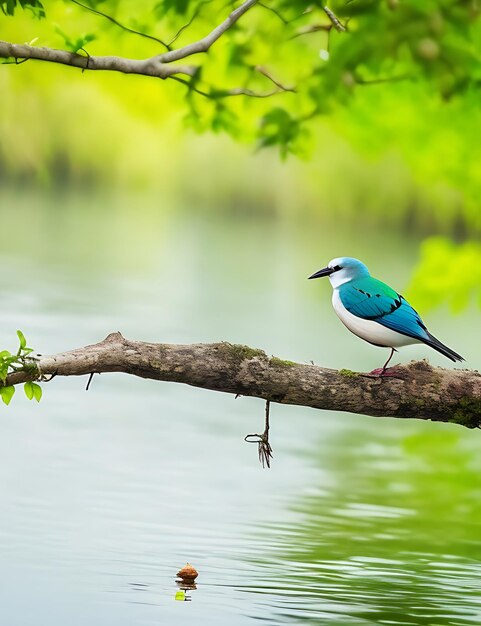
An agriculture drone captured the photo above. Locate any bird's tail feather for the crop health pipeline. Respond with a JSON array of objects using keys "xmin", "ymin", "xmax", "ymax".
[{"xmin": 423, "ymin": 331, "xmax": 464, "ymax": 362}]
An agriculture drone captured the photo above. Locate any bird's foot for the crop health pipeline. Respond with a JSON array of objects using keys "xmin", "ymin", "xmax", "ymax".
[{"xmin": 364, "ymin": 364, "xmax": 402, "ymax": 379}]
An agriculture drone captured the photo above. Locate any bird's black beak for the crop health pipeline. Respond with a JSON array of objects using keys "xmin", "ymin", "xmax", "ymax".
[{"xmin": 308, "ymin": 266, "xmax": 334, "ymax": 280}]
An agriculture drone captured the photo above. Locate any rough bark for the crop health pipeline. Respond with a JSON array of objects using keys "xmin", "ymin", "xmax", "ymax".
[{"xmin": 6, "ymin": 332, "xmax": 481, "ymax": 429}]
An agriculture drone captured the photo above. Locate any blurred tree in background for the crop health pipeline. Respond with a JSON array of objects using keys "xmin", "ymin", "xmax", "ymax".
[{"xmin": 1, "ymin": 0, "xmax": 480, "ymax": 309}]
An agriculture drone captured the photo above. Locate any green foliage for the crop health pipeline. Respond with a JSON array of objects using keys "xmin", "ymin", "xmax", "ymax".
[
  {"xmin": 0, "ymin": 0, "xmax": 44, "ymax": 18},
  {"xmin": 258, "ymin": 108, "xmax": 304, "ymax": 159},
  {"xmin": 4, "ymin": 0, "xmax": 481, "ymax": 153},
  {"xmin": 1, "ymin": 0, "xmax": 481, "ymax": 279},
  {"xmin": 0, "ymin": 385, "xmax": 15, "ymax": 405},
  {"xmin": 155, "ymin": 0, "xmax": 191, "ymax": 16},
  {"xmin": 54, "ymin": 25, "xmax": 96, "ymax": 53},
  {"xmin": 24, "ymin": 380, "xmax": 42, "ymax": 401},
  {"xmin": 210, "ymin": 102, "xmax": 238, "ymax": 135},
  {"xmin": 407, "ymin": 238, "xmax": 481, "ymax": 313},
  {"xmin": 0, "ymin": 330, "xmax": 41, "ymax": 405},
  {"xmin": 16, "ymin": 329, "xmax": 27, "ymax": 350}
]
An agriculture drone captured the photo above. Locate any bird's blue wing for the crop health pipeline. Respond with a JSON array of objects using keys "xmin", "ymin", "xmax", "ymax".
[{"xmin": 339, "ymin": 277, "xmax": 429, "ymax": 341}]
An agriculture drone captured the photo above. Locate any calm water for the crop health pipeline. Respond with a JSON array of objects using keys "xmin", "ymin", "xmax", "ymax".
[{"xmin": 0, "ymin": 189, "xmax": 479, "ymax": 626}]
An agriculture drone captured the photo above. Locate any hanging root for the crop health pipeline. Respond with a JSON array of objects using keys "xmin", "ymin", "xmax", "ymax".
[{"xmin": 244, "ymin": 400, "xmax": 274, "ymax": 468}]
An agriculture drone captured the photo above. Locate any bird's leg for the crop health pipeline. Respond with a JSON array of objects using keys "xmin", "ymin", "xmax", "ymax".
[
  {"xmin": 381, "ymin": 347, "xmax": 396, "ymax": 375},
  {"xmin": 369, "ymin": 348, "xmax": 397, "ymax": 377}
]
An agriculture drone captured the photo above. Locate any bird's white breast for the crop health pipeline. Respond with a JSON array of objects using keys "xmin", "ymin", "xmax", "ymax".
[{"xmin": 331, "ymin": 289, "xmax": 419, "ymax": 348}]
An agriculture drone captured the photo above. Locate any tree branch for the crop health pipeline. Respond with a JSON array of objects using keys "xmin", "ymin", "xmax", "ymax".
[
  {"xmin": 0, "ymin": 0, "xmax": 258, "ymax": 81},
  {"xmin": 6, "ymin": 332, "xmax": 481, "ymax": 429},
  {"xmin": 156, "ymin": 0, "xmax": 258, "ymax": 63},
  {"xmin": 323, "ymin": 6, "xmax": 346, "ymax": 32},
  {"xmin": 0, "ymin": 40, "xmax": 196, "ymax": 78}
]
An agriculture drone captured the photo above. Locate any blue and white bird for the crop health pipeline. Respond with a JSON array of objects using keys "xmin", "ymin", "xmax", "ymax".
[{"xmin": 308, "ymin": 257, "xmax": 463, "ymax": 374}]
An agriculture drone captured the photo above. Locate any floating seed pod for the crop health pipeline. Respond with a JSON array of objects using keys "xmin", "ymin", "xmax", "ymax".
[{"xmin": 176, "ymin": 563, "xmax": 198, "ymax": 582}]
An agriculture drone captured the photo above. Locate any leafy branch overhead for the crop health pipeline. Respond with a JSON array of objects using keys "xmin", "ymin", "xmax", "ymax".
[{"xmin": 1, "ymin": 0, "xmax": 480, "ymax": 154}]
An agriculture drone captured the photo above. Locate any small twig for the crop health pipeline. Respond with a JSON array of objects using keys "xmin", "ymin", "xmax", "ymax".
[
  {"xmin": 244, "ymin": 400, "xmax": 274, "ymax": 468},
  {"xmin": 290, "ymin": 23, "xmax": 331, "ymax": 39},
  {"xmin": 167, "ymin": 0, "xmax": 214, "ymax": 47},
  {"xmin": 70, "ymin": 0, "xmax": 171, "ymax": 50},
  {"xmin": 86, "ymin": 372, "xmax": 95, "ymax": 391},
  {"xmin": 169, "ymin": 75, "xmax": 211, "ymax": 97},
  {"xmin": 171, "ymin": 75, "xmax": 289, "ymax": 99},
  {"xmin": 355, "ymin": 74, "xmax": 411, "ymax": 85},
  {"xmin": 42, "ymin": 370, "xmax": 58, "ymax": 383},
  {"xmin": 255, "ymin": 65, "xmax": 296, "ymax": 93},
  {"xmin": 78, "ymin": 47, "xmax": 90, "ymax": 72},
  {"xmin": 323, "ymin": 6, "xmax": 346, "ymax": 32},
  {"xmin": 212, "ymin": 86, "xmax": 288, "ymax": 98},
  {"xmin": 258, "ymin": 2, "xmax": 289, "ymax": 24}
]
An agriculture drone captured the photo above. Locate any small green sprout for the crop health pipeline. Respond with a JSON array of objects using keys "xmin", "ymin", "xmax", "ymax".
[{"xmin": 0, "ymin": 330, "xmax": 41, "ymax": 405}]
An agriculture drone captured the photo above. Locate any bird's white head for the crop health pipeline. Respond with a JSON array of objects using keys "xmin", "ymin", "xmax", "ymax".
[{"xmin": 308, "ymin": 257, "xmax": 370, "ymax": 288}]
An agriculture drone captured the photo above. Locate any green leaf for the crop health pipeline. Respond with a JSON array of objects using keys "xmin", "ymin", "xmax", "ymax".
[
  {"xmin": 1, "ymin": 0, "xmax": 44, "ymax": 18},
  {"xmin": 54, "ymin": 25, "xmax": 74, "ymax": 51},
  {"xmin": 0, "ymin": 350, "xmax": 11, "ymax": 359},
  {"xmin": 31, "ymin": 382, "xmax": 42, "ymax": 402},
  {"xmin": 23, "ymin": 382, "xmax": 41, "ymax": 402},
  {"xmin": 228, "ymin": 41, "xmax": 250, "ymax": 68},
  {"xmin": 24, "ymin": 381, "xmax": 34, "ymax": 400},
  {"xmin": 406, "ymin": 238, "xmax": 481, "ymax": 313},
  {"xmin": 155, "ymin": 0, "xmax": 190, "ymax": 16},
  {"xmin": 17, "ymin": 330, "xmax": 27, "ymax": 349},
  {"xmin": 72, "ymin": 33, "xmax": 96, "ymax": 53},
  {"xmin": 211, "ymin": 103, "xmax": 238, "ymax": 136},
  {"xmin": 20, "ymin": 0, "xmax": 44, "ymax": 18},
  {"xmin": 257, "ymin": 107, "xmax": 304, "ymax": 158},
  {"xmin": 0, "ymin": 385, "xmax": 15, "ymax": 405}
]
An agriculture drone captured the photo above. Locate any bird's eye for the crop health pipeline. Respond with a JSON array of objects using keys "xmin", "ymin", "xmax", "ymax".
[{"xmin": 332, "ymin": 265, "xmax": 342, "ymax": 271}]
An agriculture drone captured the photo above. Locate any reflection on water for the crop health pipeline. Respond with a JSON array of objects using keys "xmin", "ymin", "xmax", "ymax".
[
  {"xmin": 0, "ymin": 189, "xmax": 479, "ymax": 626},
  {"xmin": 245, "ymin": 428, "xmax": 481, "ymax": 625}
]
